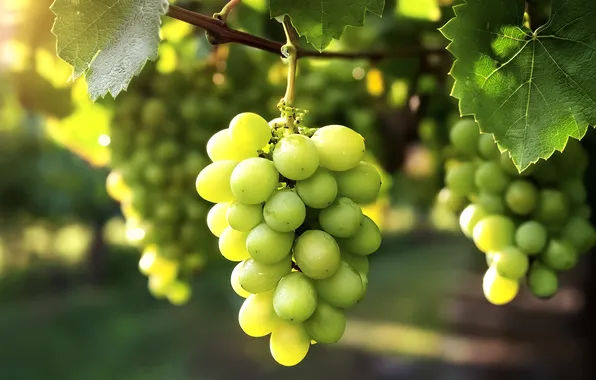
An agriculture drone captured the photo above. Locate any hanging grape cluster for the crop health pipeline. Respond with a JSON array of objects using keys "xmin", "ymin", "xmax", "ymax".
[
  {"xmin": 437, "ymin": 118, "xmax": 596, "ymax": 305},
  {"xmin": 195, "ymin": 107, "xmax": 382, "ymax": 366},
  {"xmin": 105, "ymin": 72, "xmax": 219, "ymax": 306}
]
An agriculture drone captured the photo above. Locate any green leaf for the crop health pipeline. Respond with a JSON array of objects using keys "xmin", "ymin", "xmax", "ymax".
[
  {"xmin": 270, "ymin": 0, "xmax": 385, "ymax": 51},
  {"xmin": 50, "ymin": 0, "xmax": 169, "ymax": 101},
  {"xmin": 441, "ymin": 0, "xmax": 596, "ymax": 171}
]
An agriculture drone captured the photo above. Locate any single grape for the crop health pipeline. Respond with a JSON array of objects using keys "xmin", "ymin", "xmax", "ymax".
[
  {"xmin": 263, "ymin": 190, "xmax": 306, "ymax": 232},
  {"xmin": 207, "ymin": 202, "xmax": 230, "ymax": 237},
  {"xmin": 311, "ymin": 125, "xmax": 365, "ymax": 171},
  {"xmin": 230, "ymin": 157, "xmax": 279, "ymax": 204},
  {"xmin": 341, "ymin": 251, "xmax": 369, "ymax": 275},
  {"xmin": 304, "ymin": 300, "xmax": 346, "ymax": 344},
  {"xmin": 515, "ymin": 221, "xmax": 547, "ymax": 255},
  {"xmin": 459, "ymin": 204, "xmax": 488, "ymax": 238},
  {"xmin": 228, "ymin": 112, "xmax": 272, "ymax": 151},
  {"xmin": 476, "ymin": 192, "xmax": 506, "ymax": 214},
  {"xmin": 144, "ymin": 163, "xmax": 167, "ymax": 186},
  {"xmin": 449, "ymin": 119, "xmax": 479, "ymax": 157},
  {"xmin": 534, "ymin": 189, "xmax": 570, "ymax": 226},
  {"xmin": 436, "ymin": 188, "xmax": 466, "ymax": 212},
  {"xmin": 473, "ymin": 215, "xmax": 515, "ymax": 253},
  {"xmin": 105, "ymin": 171, "xmax": 132, "ymax": 202},
  {"xmin": 269, "ymin": 321, "xmax": 311, "ymax": 367},
  {"xmin": 238, "ymin": 290, "xmax": 278, "ymax": 337},
  {"xmin": 483, "ymin": 266, "xmax": 519, "ymax": 305},
  {"xmin": 334, "ymin": 162, "xmax": 382, "ymax": 205},
  {"xmin": 195, "ymin": 160, "xmax": 238, "ymax": 203},
  {"xmin": 295, "ymin": 168, "xmax": 338, "ymax": 209},
  {"xmin": 528, "ymin": 262, "xmax": 558, "ymax": 299},
  {"xmin": 207, "ymin": 129, "xmax": 257, "ymax": 161},
  {"xmin": 141, "ymin": 98, "xmax": 167, "ymax": 128},
  {"xmin": 505, "ymin": 180, "xmax": 538, "ymax": 215},
  {"xmin": 155, "ymin": 140, "xmax": 180, "ymax": 162},
  {"xmin": 231, "ymin": 262, "xmax": 251, "ymax": 298},
  {"xmin": 445, "ymin": 162, "xmax": 476, "ymax": 197},
  {"xmin": 246, "ymin": 223, "xmax": 294, "ymax": 264},
  {"xmin": 491, "ymin": 246, "xmax": 529, "ymax": 280},
  {"xmin": 474, "ymin": 161, "xmax": 509, "ymax": 194},
  {"xmin": 316, "ymin": 261, "xmax": 364, "ymax": 308},
  {"xmin": 273, "ymin": 272, "xmax": 318, "ymax": 322},
  {"xmin": 294, "ymin": 230, "xmax": 341, "ymax": 279},
  {"xmin": 139, "ymin": 246, "xmax": 178, "ymax": 282},
  {"xmin": 272, "ymin": 134, "xmax": 319, "ymax": 180},
  {"xmin": 218, "ymin": 227, "xmax": 251, "ymax": 262},
  {"xmin": 166, "ymin": 281, "xmax": 192, "ymax": 306},
  {"xmin": 227, "ymin": 201, "xmax": 263, "ymax": 232},
  {"xmin": 477, "ymin": 133, "xmax": 500, "ymax": 160},
  {"xmin": 541, "ymin": 239, "xmax": 578, "ymax": 271},
  {"xmin": 238, "ymin": 256, "xmax": 292, "ymax": 294},
  {"xmin": 338, "ymin": 216, "xmax": 382, "ymax": 256},
  {"xmin": 560, "ymin": 178, "xmax": 587, "ymax": 206},
  {"xmin": 319, "ymin": 197, "xmax": 364, "ymax": 238},
  {"xmin": 562, "ymin": 217, "xmax": 596, "ymax": 254}
]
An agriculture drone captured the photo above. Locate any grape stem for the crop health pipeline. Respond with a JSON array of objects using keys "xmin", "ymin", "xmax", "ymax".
[
  {"xmin": 213, "ymin": 0, "xmax": 242, "ymax": 23},
  {"xmin": 282, "ymin": 16, "xmax": 298, "ymax": 108},
  {"xmin": 166, "ymin": 5, "xmax": 447, "ymax": 61}
]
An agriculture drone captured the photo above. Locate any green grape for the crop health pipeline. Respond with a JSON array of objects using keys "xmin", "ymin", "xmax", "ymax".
[
  {"xmin": 238, "ymin": 256, "xmax": 292, "ymax": 293},
  {"xmin": 206, "ymin": 129, "xmax": 257, "ymax": 162},
  {"xmin": 491, "ymin": 246, "xmax": 529, "ymax": 280},
  {"xmin": 230, "ymin": 157, "xmax": 279, "ymax": 204},
  {"xmin": 263, "ymin": 190, "xmax": 306, "ymax": 232},
  {"xmin": 472, "ymin": 215, "xmax": 515, "ymax": 253},
  {"xmin": 304, "ymin": 301, "xmax": 346, "ymax": 344},
  {"xmin": 445, "ymin": 162, "xmax": 476, "ymax": 196},
  {"xmin": 144, "ymin": 163, "xmax": 167, "ymax": 186},
  {"xmin": 477, "ymin": 192, "xmax": 506, "ymax": 214},
  {"xmin": 528, "ymin": 262, "xmax": 558, "ymax": 298},
  {"xmin": 541, "ymin": 239, "xmax": 578, "ymax": 271},
  {"xmin": 560, "ymin": 178, "xmax": 587, "ymax": 205},
  {"xmin": 334, "ymin": 162, "xmax": 382, "ymax": 205},
  {"xmin": 155, "ymin": 140, "xmax": 180, "ymax": 162},
  {"xmin": 195, "ymin": 160, "xmax": 238, "ymax": 203},
  {"xmin": 436, "ymin": 188, "xmax": 465, "ymax": 212},
  {"xmin": 319, "ymin": 197, "xmax": 364, "ymax": 238},
  {"xmin": 272, "ymin": 134, "xmax": 319, "ymax": 180},
  {"xmin": 474, "ymin": 161, "xmax": 509, "ymax": 194},
  {"xmin": 504, "ymin": 180, "xmax": 538, "ymax": 215},
  {"xmin": 295, "ymin": 168, "xmax": 338, "ymax": 209},
  {"xmin": 562, "ymin": 217, "xmax": 596, "ymax": 254},
  {"xmin": 477, "ymin": 133, "xmax": 500, "ymax": 160},
  {"xmin": 141, "ymin": 98, "xmax": 167, "ymax": 128},
  {"xmin": 184, "ymin": 152, "xmax": 208, "ymax": 177},
  {"xmin": 358, "ymin": 273, "xmax": 368, "ymax": 303},
  {"xmin": 311, "ymin": 125, "xmax": 365, "ymax": 171},
  {"xmin": 269, "ymin": 321, "xmax": 311, "ymax": 367},
  {"xmin": 166, "ymin": 281, "xmax": 192, "ymax": 306},
  {"xmin": 227, "ymin": 201, "xmax": 263, "ymax": 232},
  {"xmin": 231, "ymin": 262, "xmax": 251, "ymax": 298},
  {"xmin": 534, "ymin": 189, "xmax": 570, "ymax": 226},
  {"xmin": 294, "ymin": 230, "xmax": 341, "ymax": 279},
  {"xmin": 218, "ymin": 227, "xmax": 251, "ymax": 262},
  {"xmin": 459, "ymin": 204, "xmax": 488, "ymax": 238},
  {"xmin": 154, "ymin": 201, "xmax": 179, "ymax": 223},
  {"xmin": 449, "ymin": 119, "xmax": 479, "ymax": 157},
  {"xmin": 246, "ymin": 223, "xmax": 294, "ymax": 264},
  {"xmin": 338, "ymin": 215, "xmax": 382, "ymax": 256},
  {"xmin": 499, "ymin": 152, "xmax": 522, "ymax": 176},
  {"xmin": 316, "ymin": 261, "xmax": 364, "ymax": 308},
  {"xmin": 515, "ymin": 221, "xmax": 547, "ymax": 255},
  {"xmin": 341, "ymin": 251, "xmax": 369, "ymax": 275},
  {"xmin": 228, "ymin": 112, "xmax": 272, "ymax": 151},
  {"xmin": 207, "ymin": 202, "xmax": 230, "ymax": 237},
  {"xmin": 238, "ymin": 290, "xmax": 278, "ymax": 337},
  {"xmin": 482, "ymin": 266, "xmax": 519, "ymax": 305},
  {"xmin": 273, "ymin": 272, "xmax": 318, "ymax": 322}
]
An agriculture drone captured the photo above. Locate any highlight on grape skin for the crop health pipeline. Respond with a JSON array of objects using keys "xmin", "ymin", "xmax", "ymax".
[{"xmin": 194, "ymin": 112, "xmax": 383, "ymax": 366}]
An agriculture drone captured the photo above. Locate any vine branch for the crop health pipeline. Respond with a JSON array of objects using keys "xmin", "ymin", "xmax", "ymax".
[{"xmin": 166, "ymin": 5, "xmax": 447, "ymax": 60}]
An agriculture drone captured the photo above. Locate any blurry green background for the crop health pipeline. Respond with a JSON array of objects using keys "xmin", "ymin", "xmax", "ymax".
[{"xmin": 0, "ymin": 0, "xmax": 594, "ymax": 379}]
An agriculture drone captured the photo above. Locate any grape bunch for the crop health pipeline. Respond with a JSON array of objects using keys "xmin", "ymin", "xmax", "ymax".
[
  {"xmin": 105, "ymin": 80, "xmax": 216, "ymax": 306},
  {"xmin": 195, "ymin": 110, "xmax": 383, "ymax": 366},
  {"xmin": 438, "ymin": 118, "xmax": 596, "ymax": 305}
]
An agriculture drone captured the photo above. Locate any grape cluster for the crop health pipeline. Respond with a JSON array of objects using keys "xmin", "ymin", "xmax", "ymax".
[
  {"xmin": 105, "ymin": 88, "xmax": 214, "ymax": 306},
  {"xmin": 195, "ymin": 110, "xmax": 382, "ymax": 366},
  {"xmin": 438, "ymin": 119, "xmax": 596, "ymax": 305}
]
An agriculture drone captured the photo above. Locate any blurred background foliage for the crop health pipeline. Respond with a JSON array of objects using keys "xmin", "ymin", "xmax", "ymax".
[{"xmin": 0, "ymin": 0, "xmax": 594, "ymax": 379}]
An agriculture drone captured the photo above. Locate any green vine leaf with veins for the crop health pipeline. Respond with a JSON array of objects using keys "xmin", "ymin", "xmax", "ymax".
[
  {"xmin": 51, "ymin": 0, "xmax": 169, "ymax": 101},
  {"xmin": 441, "ymin": 0, "xmax": 596, "ymax": 171}
]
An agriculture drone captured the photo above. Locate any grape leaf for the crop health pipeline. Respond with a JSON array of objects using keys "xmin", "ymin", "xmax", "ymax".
[
  {"xmin": 441, "ymin": 0, "xmax": 596, "ymax": 171},
  {"xmin": 270, "ymin": 0, "xmax": 384, "ymax": 51},
  {"xmin": 50, "ymin": 0, "xmax": 169, "ymax": 101}
]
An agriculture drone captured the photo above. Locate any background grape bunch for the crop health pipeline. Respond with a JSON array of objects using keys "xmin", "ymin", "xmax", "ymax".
[
  {"xmin": 195, "ymin": 110, "xmax": 383, "ymax": 366},
  {"xmin": 437, "ymin": 119, "xmax": 596, "ymax": 305}
]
